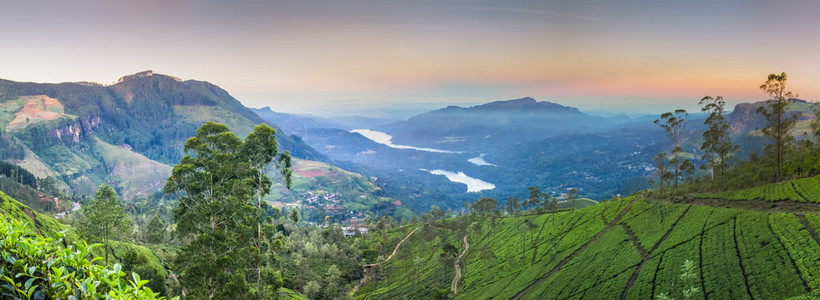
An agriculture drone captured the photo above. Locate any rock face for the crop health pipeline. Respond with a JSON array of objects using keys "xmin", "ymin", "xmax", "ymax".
[
  {"xmin": 727, "ymin": 102, "xmax": 765, "ymax": 135},
  {"xmin": 50, "ymin": 116, "xmax": 101, "ymax": 143}
]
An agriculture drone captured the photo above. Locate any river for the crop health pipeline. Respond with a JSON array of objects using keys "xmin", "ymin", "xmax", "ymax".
[{"xmin": 352, "ymin": 129, "xmax": 495, "ymax": 192}]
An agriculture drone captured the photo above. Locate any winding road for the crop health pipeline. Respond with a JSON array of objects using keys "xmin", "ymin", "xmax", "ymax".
[{"xmin": 451, "ymin": 234, "xmax": 470, "ymax": 295}]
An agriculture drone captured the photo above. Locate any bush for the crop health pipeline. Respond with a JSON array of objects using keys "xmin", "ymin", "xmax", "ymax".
[{"xmin": 0, "ymin": 214, "xmax": 174, "ymax": 299}]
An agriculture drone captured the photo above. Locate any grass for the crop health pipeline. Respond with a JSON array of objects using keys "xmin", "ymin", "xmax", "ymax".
[{"xmin": 92, "ymin": 137, "xmax": 172, "ymax": 200}]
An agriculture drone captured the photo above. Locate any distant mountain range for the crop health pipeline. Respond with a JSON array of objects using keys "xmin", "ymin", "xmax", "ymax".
[
  {"xmin": 251, "ymin": 106, "xmax": 393, "ymax": 133},
  {"xmin": 376, "ymin": 97, "xmax": 609, "ymax": 152}
]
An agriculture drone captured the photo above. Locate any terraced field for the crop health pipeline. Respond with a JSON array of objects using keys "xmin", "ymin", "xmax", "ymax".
[
  {"xmin": 354, "ymin": 197, "xmax": 820, "ymax": 299},
  {"xmin": 698, "ymin": 175, "xmax": 820, "ymax": 203}
]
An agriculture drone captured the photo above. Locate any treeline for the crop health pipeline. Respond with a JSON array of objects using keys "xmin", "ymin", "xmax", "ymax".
[{"xmin": 650, "ymin": 72, "xmax": 820, "ymax": 195}]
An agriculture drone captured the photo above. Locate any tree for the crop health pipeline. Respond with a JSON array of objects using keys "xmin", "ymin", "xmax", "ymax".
[
  {"xmin": 655, "ymin": 109, "xmax": 688, "ymax": 188},
  {"xmin": 77, "ymin": 184, "xmax": 131, "ymax": 265},
  {"xmin": 757, "ymin": 72, "xmax": 800, "ymax": 182},
  {"xmin": 471, "ymin": 197, "xmax": 497, "ymax": 214},
  {"xmin": 430, "ymin": 205, "xmax": 445, "ymax": 223},
  {"xmin": 164, "ymin": 122, "xmax": 257, "ymax": 299},
  {"xmin": 505, "ymin": 197, "xmax": 520, "ymax": 215},
  {"xmin": 565, "ymin": 188, "xmax": 578, "ymax": 211},
  {"xmin": 699, "ymin": 96, "xmax": 738, "ymax": 183},
  {"xmin": 291, "ymin": 208, "xmax": 299, "ymax": 224},
  {"xmin": 303, "ymin": 280, "xmax": 321, "ymax": 299},
  {"xmin": 145, "ymin": 215, "xmax": 165, "ymax": 244},
  {"xmin": 324, "ymin": 264, "xmax": 342, "ymax": 298}
]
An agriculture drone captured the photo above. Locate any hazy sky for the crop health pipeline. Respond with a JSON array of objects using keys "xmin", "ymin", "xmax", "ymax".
[{"xmin": 2, "ymin": 0, "xmax": 819, "ymax": 117}]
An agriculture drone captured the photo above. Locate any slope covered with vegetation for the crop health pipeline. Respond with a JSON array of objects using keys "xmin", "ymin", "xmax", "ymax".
[
  {"xmin": 354, "ymin": 196, "xmax": 820, "ymax": 299},
  {"xmin": 0, "ymin": 190, "xmax": 174, "ymax": 297}
]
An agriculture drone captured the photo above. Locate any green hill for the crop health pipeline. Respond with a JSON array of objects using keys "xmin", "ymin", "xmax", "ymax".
[
  {"xmin": 354, "ymin": 196, "xmax": 820, "ymax": 299},
  {"xmin": 0, "ymin": 71, "xmax": 323, "ymax": 199}
]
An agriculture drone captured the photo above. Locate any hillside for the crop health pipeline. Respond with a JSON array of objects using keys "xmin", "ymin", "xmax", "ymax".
[
  {"xmin": 727, "ymin": 99, "xmax": 817, "ymax": 158},
  {"xmin": 354, "ymin": 195, "xmax": 820, "ymax": 299},
  {"xmin": 0, "ymin": 190, "xmax": 170, "ymax": 294},
  {"xmin": 273, "ymin": 158, "xmax": 413, "ymax": 222},
  {"xmin": 0, "ymin": 72, "xmax": 328, "ymax": 199}
]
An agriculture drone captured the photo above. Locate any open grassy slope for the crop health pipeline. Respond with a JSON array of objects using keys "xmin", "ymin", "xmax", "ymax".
[{"xmin": 354, "ymin": 196, "xmax": 820, "ymax": 299}]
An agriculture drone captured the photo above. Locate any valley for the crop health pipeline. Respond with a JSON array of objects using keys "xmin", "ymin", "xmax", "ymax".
[
  {"xmin": 4, "ymin": 2, "xmax": 820, "ymax": 299},
  {"xmin": 0, "ymin": 71, "xmax": 819, "ymax": 300}
]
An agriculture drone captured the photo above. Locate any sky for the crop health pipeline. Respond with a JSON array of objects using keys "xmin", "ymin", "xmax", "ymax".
[{"xmin": 1, "ymin": 0, "xmax": 820, "ymax": 118}]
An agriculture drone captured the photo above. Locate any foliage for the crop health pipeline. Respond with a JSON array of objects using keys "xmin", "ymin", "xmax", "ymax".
[
  {"xmin": 470, "ymin": 197, "xmax": 497, "ymax": 214},
  {"xmin": 699, "ymin": 96, "xmax": 738, "ymax": 183},
  {"xmin": 656, "ymin": 259, "xmax": 701, "ymax": 300},
  {"xmin": 0, "ymin": 213, "xmax": 173, "ymax": 299},
  {"xmin": 76, "ymin": 184, "xmax": 132, "ymax": 265},
  {"xmin": 165, "ymin": 122, "xmax": 294, "ymax": 299},
  {"xmin": 655, "ymin": 109, "xmax": 689, "ymax": 188},
  {"xmin": 145, "ymin": 215, "xmax": 165, "ymax": 244},
  {"xmin": 756, "ymin": 72, "xmax": 800, "ymax": 182}
]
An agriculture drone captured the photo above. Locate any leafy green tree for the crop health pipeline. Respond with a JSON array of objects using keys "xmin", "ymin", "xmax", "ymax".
[
  {"xmin": 565, "ymin": 188, "xmax": 578, "ymax": 211},
  {"xmin": 699, "ymin": 96, "xmax": 738, "ymax": 183},
  {"xmin": 652, "ymin": 152, "xmax": 674, "ymax": 188},
  {"xmin": 239, "ymin": 124, "xmax": 291, "ymax": 299},
  {"xmin": 757, "ymin": 72, "xmax": 800, "ymax": 182},
  {"xmin": 471, "ymin": 197, "xmax": 498, "ymax": 214},
  {"xmin": 505, "ymin": 197, "xmax": 520, "ymax": 215},
  {"xmin": 290, "ymin": 208, "xmax": 299, "ymax": 224},
  {"xmin": 325, "ymin": 264, "xmax": 342, "ymax": 298},
  {"xmin": 164, "ymin": 122, "xmax": 256, "ymax": 299},
  {"xmin": 145, "ymin": 215, "xmax": 165, "ymax": 244},
  {"xmin": 77, "ymin": 184, "xmax": 131, "ymax": 265},
  {"xmin": 655, "ymin": 109, "xmax": 688, "ymax": 188},
  {"xmin": 303, "ymin": 280, "xmax": 321, "ymax": 299}
]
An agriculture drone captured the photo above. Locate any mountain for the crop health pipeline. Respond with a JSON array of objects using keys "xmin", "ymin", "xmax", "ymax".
[
  {"xmin": 251, "ymin": 107, "xmax": 393, "ymax": 133},
  {"xmin": 725, "ymin": 99, "xmax": 816, "ymax": 158},
  {"xmin": 376, "ymin": 97, "xmax": 608, "ymax": 152},
  {"xmin": 0, "ymin": 72, "xmax": 333, "ymax": 200}
]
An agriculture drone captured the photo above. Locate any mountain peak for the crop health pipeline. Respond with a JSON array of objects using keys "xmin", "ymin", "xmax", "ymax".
[
  {"xmin": 471, "ymin": 97, "xmax": 581, "ymax": 114},
  {"xmin": 117, "ymin": 70, "xmax": 182, "ymax": 83}
]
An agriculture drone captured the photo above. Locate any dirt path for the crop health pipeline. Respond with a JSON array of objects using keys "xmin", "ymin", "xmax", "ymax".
[
  {"xmin": 511, "ymin": 197, "xmax": 639, "ymax": 300},
  {"xmin": 353, "ymin": 226, "xmax": 421, "ymax": 294},
  {"xmin": 451, "ymin": 234, "xmax": 470, "ymax": 295},
  {"xmin": 732, "ymin": 218, "xmax": 754, "ymax": 299},
  {"xmin": 797, "ymin": 214, "xmax": 820, "ymax": 247},
  {"xmin": 620, "ymin": 224, "xmax": 649, "ymax": 259},
  {"xmin": 620, "ymin": 206, "xmax": 691, "ymax": 300}
]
